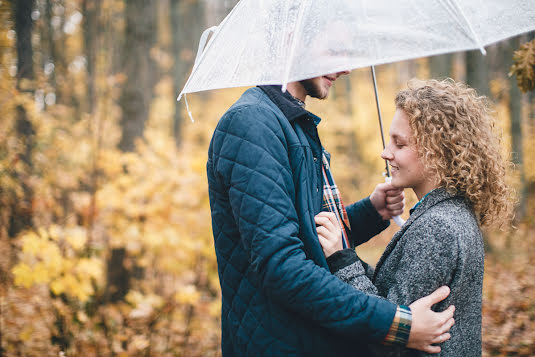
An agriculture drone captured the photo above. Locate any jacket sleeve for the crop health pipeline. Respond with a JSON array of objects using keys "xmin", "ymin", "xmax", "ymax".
[
  {"xmin": 346, "ymin": 197, "xmax": 390, "ymax": 246},
  {"xmin": 211, "ymin": 105, "xmax": 397, "ymax": 342}
]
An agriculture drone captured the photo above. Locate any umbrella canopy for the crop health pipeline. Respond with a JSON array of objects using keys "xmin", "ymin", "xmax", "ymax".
[{"xmin": 178, "ymin": 0, "xmax": 535, "ymax": 100}]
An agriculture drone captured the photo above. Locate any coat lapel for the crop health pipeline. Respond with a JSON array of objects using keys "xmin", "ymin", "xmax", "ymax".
[{"xmin": 373, "ymin": 188, "xmax": 458, "ymax": 279}]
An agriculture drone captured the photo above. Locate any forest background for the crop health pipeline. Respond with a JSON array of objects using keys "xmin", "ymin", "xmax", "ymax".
[{"xmin": 1, "ymin": 0, "xmax": 535, "ymax": 356}]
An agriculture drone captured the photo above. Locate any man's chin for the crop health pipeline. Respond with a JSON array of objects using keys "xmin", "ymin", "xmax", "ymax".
[{"xmin": 311, "ymin": 90, "xmax": 329, "ymax": 100}]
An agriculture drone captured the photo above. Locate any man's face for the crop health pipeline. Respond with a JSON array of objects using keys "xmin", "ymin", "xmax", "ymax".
[{"xmin": 301, "ymin": 71, "xmax": 350, "ymax": 99}]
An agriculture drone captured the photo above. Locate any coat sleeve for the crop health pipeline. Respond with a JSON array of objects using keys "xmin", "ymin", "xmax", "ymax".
[
  {"xmin": 327, "ymin": 249, "xmax": 381, "ymax": 297},
  {"xmin": 346, "ymin": 197, "xmax": 390, "ymax": 246},
  {"xmin": 381, "ymin": 218, "xmax": 458, "ymax": 305},
  {"xmin": 211, "ymin": 105, "xmax": 397, "ymax": 342}
]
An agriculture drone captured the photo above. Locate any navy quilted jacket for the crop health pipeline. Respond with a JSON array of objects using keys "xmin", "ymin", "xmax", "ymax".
[{"xmin": 207, "ymin": 86, "xmax": 398, "ymax": 356}]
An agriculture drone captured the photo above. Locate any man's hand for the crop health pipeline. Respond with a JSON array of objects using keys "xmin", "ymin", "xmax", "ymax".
[
  {"xmin": 408, "ymin": 286, "xmax": 455, "ymax": 353},
  {"xmin": 314, "ymin": 212, "xmax": 343, "ymax": 258},
  {"xmin": 369, "ymin": 182, "xmax": 405, "ymax": 220}
]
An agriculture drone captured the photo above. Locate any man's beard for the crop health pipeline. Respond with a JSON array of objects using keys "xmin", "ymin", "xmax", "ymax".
[{"xmin": 301, "ymin": 78, "xmax": 328, "ymax": 100}]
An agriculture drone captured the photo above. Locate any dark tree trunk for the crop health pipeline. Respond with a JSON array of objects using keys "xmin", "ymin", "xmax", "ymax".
[
  {"xmin": 465, "ymin": 49, "xmax": 490, "ymax": 97},
  {"xmin": 82, "ymin": 0, "xmax": 100, "ymax": 114},
  {"xmin": 105, "ymin": 248, "xmax": 130, "ymax": 302},
  {"xmin": 170, "ymin": 0, "xmax": 205, "ymax": 147},
  {"xmin": 118, "ymin": 0, "xmax": 158, "ymax": 152},
  {"xmin": 429, "ymin": 54, "xmax": 453, "ymax": 79},
  {"xmin": 8, "ymin": 106, "xmax": 35, "ymax": 238},
  {"xmin": 13, "ymin": 0, "xmax": 35, "ymax": 91},
  {"xmin": 528, "ymin": 31, "xmax": 535, "ymax": 126},
  {"xmin": 10, "ymin": 0, "xmax": 35, "ymax": 238},
  {"xmin": 506, "ymin": 36, "xmax": 527, "ymax": 220},
  {"xmin": 43, "ymin": 0, "xmax": 57, "ymax": 93}
]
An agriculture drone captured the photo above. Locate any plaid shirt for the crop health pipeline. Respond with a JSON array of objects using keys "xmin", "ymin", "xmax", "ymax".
[
  {"xmin": 320, "ymin": 151, "xmax": 412, "ymax": 346},
  {"xmin": 321, "ymin": 153, "xmax": 351, "ymax": 249}
]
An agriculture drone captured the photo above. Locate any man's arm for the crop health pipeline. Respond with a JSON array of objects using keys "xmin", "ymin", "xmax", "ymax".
[{"xmin": 346, "ymin": 183, "xmax": 404, "ymax": 246}]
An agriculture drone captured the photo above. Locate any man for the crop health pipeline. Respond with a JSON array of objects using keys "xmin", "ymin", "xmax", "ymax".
[{"xmin": 207, "ymin": 71, "xmax": 455, "ymax": 356}]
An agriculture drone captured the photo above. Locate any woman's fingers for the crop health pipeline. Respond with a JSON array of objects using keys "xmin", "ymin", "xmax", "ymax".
[
  {"xmin": 315, "ymin": 212, "xmax": 343, "ymax": 256},
  {"xmin": 318, "ymin": 235, "xmax": 336, "ymax": 258},
  {"xmin": 325, "ymin": 212, "xmax": 340, "ymax": 229},
  {"xmin": 314, "ymin": 214, "xmax": 335, "ymax": 231},
  {"xmin": 316, "ymin": 226, "xmax": 338, "ymax": 242},
  {"xmin": 315, "ymin": 212, "xmax": 339, "ymax": 233}
]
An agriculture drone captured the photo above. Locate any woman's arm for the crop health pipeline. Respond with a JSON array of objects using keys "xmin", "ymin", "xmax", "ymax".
[
  {"xmin": 328, "ymin": 249, "xmax": 380, "ymax": 296},
  {"xmin": 316, "ymin": 212, "xmax": 456, "ymax": 354},
  {"xmin": 315, "ymin": 212, "xmax": 379, "ymax": 296}
]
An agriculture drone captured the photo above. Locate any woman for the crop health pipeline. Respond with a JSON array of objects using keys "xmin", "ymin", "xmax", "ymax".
[{"xmin": 316, "ymin": 79, "xmax": 513, "ymax": 356}]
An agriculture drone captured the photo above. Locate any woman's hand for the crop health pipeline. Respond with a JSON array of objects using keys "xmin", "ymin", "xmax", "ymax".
[{"xmin": 314, "ymin": 212, "xmax": 343, "ymax": 258}]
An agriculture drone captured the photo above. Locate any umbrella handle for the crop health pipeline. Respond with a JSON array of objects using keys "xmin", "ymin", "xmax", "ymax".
[{"xmin": 384, "ymin": 176, "xmax": 406, "ymax": 227}]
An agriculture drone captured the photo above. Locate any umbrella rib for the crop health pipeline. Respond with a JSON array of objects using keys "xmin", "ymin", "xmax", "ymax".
[
  {"xmin": 442, "ymin": 0, "xmax": 486, "ymax": 55},
  {"xmin": 282, "ymin": 0, "xmax": 312, "ymax": 92},
  {"xmin": 177, "ymin": 0, "xmax": 247, "ymax": 101}
]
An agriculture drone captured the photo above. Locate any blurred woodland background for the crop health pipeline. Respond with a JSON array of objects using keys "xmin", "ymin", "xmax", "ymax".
[{"xmin": 1, "ymin": 0, "xmax": 535, "ymax": 356}]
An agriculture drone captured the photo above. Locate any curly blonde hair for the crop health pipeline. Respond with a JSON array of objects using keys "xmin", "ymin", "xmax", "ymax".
[{"xmin": 395, "ymin": 78, "xmax": 513, "ymax": 227}]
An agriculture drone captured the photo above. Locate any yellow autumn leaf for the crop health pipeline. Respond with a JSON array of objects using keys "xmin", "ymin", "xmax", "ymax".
[
  {"xmin": 19, "ymin": 326, "xmax": 34, "ymax": 342},
  {"xmin": 21, "ymin": 232, "xmax": 42, "ymax": 255},
  {"xmin": 48, "ymin": 224, "xmax": 61, "ymax": 241},
  {"xmin": 65, "ymin": 226, "xmax": 88, "ymax": 251},
  {"xmin": 50, "ymin": 278, "xmax": 66, "ymax": 296},
  {"xmin": 174, "ymin": 284, "xmax": 201, "ymax": 305},
  {"xmin": 12, "ymin": 263, "xmax": 34, "ymax": 288},
  {"xmin": 32, "ymin": 262, "xmax": 51, "ymax": 284},
  {"xmin": 76, "ymin": 257, "xmax": 103, "ymax": 280},
  {"xmin": 73, "ymin": 279, "xmax": 94, "ymax": 302}
]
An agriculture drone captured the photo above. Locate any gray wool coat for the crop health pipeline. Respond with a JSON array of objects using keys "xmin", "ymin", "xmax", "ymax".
[{"xmin": 333, "ymin": 188, "xmax": 484, "ymax": 357}]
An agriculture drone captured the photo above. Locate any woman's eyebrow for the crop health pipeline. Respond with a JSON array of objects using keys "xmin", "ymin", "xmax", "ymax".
[{"xmin": 391, "ymin": 133, "xmax": 409, "ymax": 141}]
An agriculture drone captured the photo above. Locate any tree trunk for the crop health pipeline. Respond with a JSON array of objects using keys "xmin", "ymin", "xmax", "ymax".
[
  {"xmin": 465, "ymin": 50, "xmax": 490, "ymax": 97},
  {"xmin": 8, "ymin": 106, "xmax": 35, "ymax": 239},
  {"xmin": 82, "ymin": 0, "xmax": 100, "ymax": 114},
  {"xmin": 13, "ymin": 0, "xmax": 35, "ymax": 91},
  {"xmin": 118, "ymin": 0, "xmax": 158, "ymax": 152},
  {"xmin": 528, "ymin": 31, "xmax": 535, "ymax": 127},
  {"xmin": 42, "ymin": 0, "xmax": 58, "ymax": 95},
  {"xmin": 170, "ymin": 0, "xmax": 205, "ymax": 147},
  {"xmin": 105, "ymin": 248, "xmax": 130, "ymax": 302},
  {"xmin": 10, "ymin": 0, "xmax": 35, "ymax": 239},
  {"xmin": 429, "ymin": 54, "xmax": 453, "ymax": 79},
  {"xmin": 506, "ymin": 36, "xmax": 527, "ymax": 221}
]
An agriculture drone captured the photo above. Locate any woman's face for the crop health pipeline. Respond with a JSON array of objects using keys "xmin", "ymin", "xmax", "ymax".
[{"xmin": 381, "ymin": 109, "xmax": 435, "ymax": 199}]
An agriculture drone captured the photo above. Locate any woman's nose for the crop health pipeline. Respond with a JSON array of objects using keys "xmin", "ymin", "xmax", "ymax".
[{"xmin": 381, "ymin": 146, "xmax": 393, "ymax": 160}]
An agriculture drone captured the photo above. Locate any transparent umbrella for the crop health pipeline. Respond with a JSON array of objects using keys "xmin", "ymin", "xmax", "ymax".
[
  {"xmin": 178, "ymin": 0, "xmax": 535, "ymax": 99},
  {"xmin": 178, "ymin": 0, "xmax": 535, "ymax": 225}
]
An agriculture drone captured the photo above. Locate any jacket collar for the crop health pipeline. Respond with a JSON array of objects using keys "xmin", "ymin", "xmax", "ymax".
[
  {"xmin": 373, "ymin": 187, "xmax": 460, "ymax": 279},
  {"xmin": 258, "ymin": 85, "xmax": 320, "ymax": 124}
]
